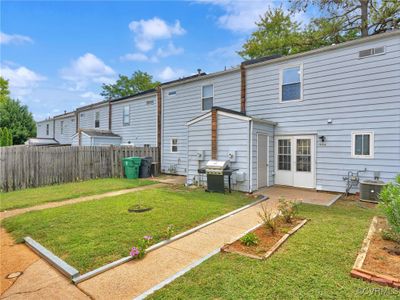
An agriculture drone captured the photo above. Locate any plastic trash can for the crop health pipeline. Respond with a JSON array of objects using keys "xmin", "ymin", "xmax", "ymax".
[
  {"xmin": 139, "ymin": 157, "xmax": 153, "ymax": 178},
  {"xmin": 122, "ymin": 157, "xmax": 141, "ymax": 179}
]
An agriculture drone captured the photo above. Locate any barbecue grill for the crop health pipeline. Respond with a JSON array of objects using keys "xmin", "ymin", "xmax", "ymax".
[{"xmin": 198, "ymin": 160, "xmax": 238, "ymax": 193}]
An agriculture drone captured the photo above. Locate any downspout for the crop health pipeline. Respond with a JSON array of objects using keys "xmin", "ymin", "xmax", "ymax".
[
  {"xmin": 53, "ymin": 118, "xmax": 56, "ymax": 141},
  {"xmin": 75, "ymin": 111, "xmax": 78, "ymax": 133},
  {"xmin": 78, "ymin": 129, "xmax": 82, "ymax": 146},
  {"xmin": 240, "ymin": 63, "xmax": 246, "ymax": 114},
  {"xmin": 156, "ymin": 86, "xmax": 162, "ymax": 168},
  {"xmin": 108, "ymin": 100, "xmax": 112, "ymax": 131},
  {"xmin": 249, "ymin": 120, "xmax": 253, "ymax": 193},
  {"xmin": 211, "ymin": 108, "xmax": 217, "ymax": 160}
]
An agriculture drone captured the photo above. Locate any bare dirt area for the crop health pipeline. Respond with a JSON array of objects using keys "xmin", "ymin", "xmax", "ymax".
[
  {"xmin": 363, "ymin": 217, "xmax": 400, "ymax": 280},
  {"xmin": 222, "ymin": 218, "xmax": 304, "ymax": 258},
  {"xmin": 0, "ymin": 227, "xmax": 39, "ymax": 294}
]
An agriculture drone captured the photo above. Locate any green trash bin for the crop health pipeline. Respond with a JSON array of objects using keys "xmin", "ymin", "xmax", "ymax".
[{"xmin": 122, "ymin": 157, "xmax": 142, "ymax": 179}]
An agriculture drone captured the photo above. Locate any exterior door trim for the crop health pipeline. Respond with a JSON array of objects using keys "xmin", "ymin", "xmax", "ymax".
[{"xmin": 257, "ymin": 133, "xmax": 269, "ymax": 189}]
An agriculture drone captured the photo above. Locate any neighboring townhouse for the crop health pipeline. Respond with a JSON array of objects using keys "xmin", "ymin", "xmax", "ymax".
[
  {"xmin": 54, "ymin": 111, "xmax": 77, "ymax": 145},
  {"xmin": 35, "ymin": 30, "xmax": 400, "ymax": 193},
  {"xmin": 77, "ymin": 100, "xmax": 110, "ymax": 131},
  {"xmin": 36, "ymin": 119, "xmax": 54, "ymax": 139},
  {"xmin": 110, "ymin": 89, "xmax": 157, "ymax": 146}
]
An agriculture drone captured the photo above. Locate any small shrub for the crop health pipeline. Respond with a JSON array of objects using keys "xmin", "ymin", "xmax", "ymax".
[
  {"xmin": 130, "ymin": 235, "xmax": 153, "ymax": 259},
  {"xmin": 381, "ymin": 229, "xmax": 400, "ymax": 244},
  {"xmin": 258, "ymin": 203, "xmax": 278, "ymax": 234},
  {"xmin": 379, "ymin": 175, "xmax": 400, "ymax": 239},
  {"xmin": 166, "ymin": 224, "xmax": 175, "ymax": 239},
  {"xmin": 240, "ymin": 233, "xmax": 259, "ymax": 246},
  {"xmin": 278, "ymin": 197, "xmax": 300, "ymax": 223}
]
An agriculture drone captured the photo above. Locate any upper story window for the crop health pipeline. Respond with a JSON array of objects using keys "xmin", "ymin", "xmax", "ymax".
[
  {"xmin": 281, "ymin": 65, "xmax": 302, "ymax": 102},
  {"xmin": 168, "ymin": 91, "xmax": 176, "ymax": 96},
  {"xmin": 123, "ymin": 106, "xmax": 130, "ymax": 126},
  {"xmin": 60, "ymin": 121, "xmax": 64, "ymax": 135},
  {"xmin": 46, "ymin": 124, "xmax": 49, "ymax": 135},
  {"xmin": 171, "ymin": 138, "xmax": 178, "ymax": 153},
  {"xmin": 95, "ymin": 111, "xmax": 100, "ymax": 128},
  {"xmin": 352, "ymin": 132, "xmax": 374, "ymax": 158},
  {"xmin": 202, "ymin": 85, "xmax": 213, "ymax": 110}
]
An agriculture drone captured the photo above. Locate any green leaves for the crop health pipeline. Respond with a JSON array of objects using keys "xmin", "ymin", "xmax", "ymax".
[
  {"xmin": 379, "ymin": 175, "xmax": 400, "ymax": 235},
  {"xmin": 0, "ymin": 76, "xmax": 36, "ymax": 145},
  {"xmin": 100, "ymin": 71, "xmax": 160, "ymax": 100}
]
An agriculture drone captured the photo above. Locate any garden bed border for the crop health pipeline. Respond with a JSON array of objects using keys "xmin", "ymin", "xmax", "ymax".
[
  {"xmin": 221, "ymin": 218, "xmax": 308, "ymax": 260},
  {"xmin": 350, "ymin": 216, "xmax": 400, "ymax": 289}
]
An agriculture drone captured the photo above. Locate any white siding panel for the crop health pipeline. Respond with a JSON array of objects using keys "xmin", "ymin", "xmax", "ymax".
[
  {"xmin": 78, "ymin": 105, "xmax": 109, "ymax": 130},
  {"xmin": 36, "ymin": 120, "xmax": 54, "ymax": 138},
  {"xmin": 54, "ymin": 115, "xmax": 76, "ymax": 144},
  {"xmin": 111, "ymin": 94, "xmax": 157, "ymax": 146}
]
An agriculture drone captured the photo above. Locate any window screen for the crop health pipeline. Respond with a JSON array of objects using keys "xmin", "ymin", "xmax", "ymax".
[
  {"xmin": 202, "ymin": 85, "xmax": 213, "ymax": 110},
  {"xmin": 282, "ymin": 66, "xmax": 301, "ymax": 101}
]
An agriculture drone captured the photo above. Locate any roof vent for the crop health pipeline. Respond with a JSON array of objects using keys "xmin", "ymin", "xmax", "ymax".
[{"xmin": 359, "ymin": 46, "xmax": 385, "ymax": 58}]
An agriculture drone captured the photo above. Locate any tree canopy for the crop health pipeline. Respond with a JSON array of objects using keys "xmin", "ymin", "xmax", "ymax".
[
  {"xmin": 100, "ymin": 71, "xmax": 160, "ymax": 100},
  {"xmin": 0, "ymin": 77, "xmax": 36, "ymax": 145},
  {"xmin": 239, "ymin": 1, "xmax": 399, "ymax": 59}
]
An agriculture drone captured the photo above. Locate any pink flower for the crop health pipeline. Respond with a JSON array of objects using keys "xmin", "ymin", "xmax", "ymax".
[
  {"xmin": 130, "ymin": 247, "xmax": 140, "ymax": 257},
  {"xmin": 144, "ymin": 236, "xmax": 153, "ymax": 241}
]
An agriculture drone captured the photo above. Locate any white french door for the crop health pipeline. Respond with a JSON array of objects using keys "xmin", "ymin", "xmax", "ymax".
[{"xmin": 275, "ymin": 135, "xmax": 315, "ymax": 188}]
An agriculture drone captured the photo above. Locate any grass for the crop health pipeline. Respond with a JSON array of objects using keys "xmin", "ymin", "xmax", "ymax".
[
  {"xmin": 0, "ymin": 178, "xmax": 155, "ymax": 211},
  {"xmin": 149, "ymin": 200, "xmax": 399, "ymax": 300},
  {"xmin": 2, "ymin": 186, "xmax": 252, "ymax": 273}
]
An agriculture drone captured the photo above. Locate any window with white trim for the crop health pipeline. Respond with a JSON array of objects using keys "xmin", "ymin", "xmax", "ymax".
[
  {"xmin": 281, "ymin": 66, "xmax": 302, "ymax": 101},
  {"xmin": 171, "ymin": 138, "xmax": 178, "ymax": 153},
  {"xmin": 95, "ymin": 111, "xmax": 100, "ymax": 128},
  {"xmin": 123, "ymin": 106, "xmax": 130, "ymax": 126},
  {"xmin": 202, "ymin": 85, "xmax": 213, "ymax": 110},
  {"xmin": 352, "ymin": 132, "xmax": 374, "ymax": 158}
]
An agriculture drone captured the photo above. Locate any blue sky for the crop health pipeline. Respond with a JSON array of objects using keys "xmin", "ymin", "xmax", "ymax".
[{"xmin": 1, "ymin": 0, "xmax": 310, "ymax": 120}]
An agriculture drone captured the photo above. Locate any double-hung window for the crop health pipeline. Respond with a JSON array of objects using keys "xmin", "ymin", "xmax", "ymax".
[
  {"xmin": 171, "ymin": 138, "xmax": 178, "ymax": 153},
  {"xmin": 123, "ymin": 106, "xmax": 130, "ymax": 126},
  {"xmin": 46, "ymin": 124, "xmax": 49, "ymax": 136},
  {"xmin": 352, "ymin": 132, "xmax": 374, "ymax": 158},
  {"xmin": 60, "ymin": 121, "xmax": 64, "ymax": 135},
  {"xmin": 281, "ymin": 65, "xmax": 302, "ymax": 102},
  {"xmin": 202, "ymin": 85, "xmax": 213, "ymax": 110},
  {"xmin": 95, "ymin": 111, "xmax": 100, "ymax": 128}
]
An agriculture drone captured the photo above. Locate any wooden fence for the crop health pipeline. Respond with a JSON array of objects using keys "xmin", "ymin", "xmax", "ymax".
[{"xmin": 0, "ymin": 145, "xmax": 159, "ymax": 192}]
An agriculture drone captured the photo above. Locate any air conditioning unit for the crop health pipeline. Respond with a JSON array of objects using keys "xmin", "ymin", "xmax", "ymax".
[{"xmin": 359, "ymin": 180, "xmax": 386, "ymax": 203}]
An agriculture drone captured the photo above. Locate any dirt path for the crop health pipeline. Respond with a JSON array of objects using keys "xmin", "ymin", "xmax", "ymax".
[{"xmin": 0, "ymin": 183, "xmax": 165, "ymax": 220}]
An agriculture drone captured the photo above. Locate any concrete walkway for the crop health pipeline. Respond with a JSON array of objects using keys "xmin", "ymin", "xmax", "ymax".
[{"xmin": 0, "ymin": 183, "xmax": 165, "ymax": 220}]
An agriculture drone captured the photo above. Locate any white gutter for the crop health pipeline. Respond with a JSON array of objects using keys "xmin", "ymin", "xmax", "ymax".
[{"xmin": 249, "ymin": 120, "xmax": 253, "ymax": 193}]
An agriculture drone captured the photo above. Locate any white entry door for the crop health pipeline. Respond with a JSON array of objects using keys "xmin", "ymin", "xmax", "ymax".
[
  {"xmin": 257, "ymin": 134, "xmax": 269, "ymax": 188},
  {"xmin": 275, "ymin": 135, "xmax": 315, "ymax": 188}
]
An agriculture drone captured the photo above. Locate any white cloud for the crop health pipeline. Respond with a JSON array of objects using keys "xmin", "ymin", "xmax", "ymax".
[
  {"xmin": 129, "ymin": 17, "xmax": 185, "ymax": 51},
  {"xmin": 60, "ymin": 53, "xmax": 115, "ymax": 90},
  {"xmin": 80, "ymin": 91, "xmax": 99, "ymax": 102},
  {"xmin": 0, "ymin": 65, "xmax": 46, "ymax": 97},
  {"xmin": 207, "ymin": 41, "xmax": 243, "ymax": 67},
  {"xmin": 197, "ymin": 0, "xmax": 276, "ymax": 32},
  {"xmin": 121, "ymin": 52, "xmax": 150, "ymax": 62},
  {"xmin": 157, "ymin": 66, "xmax": 185, "ymax": 81},
  {"xmin": 157, "ymin": 42, "xmax": 184, "ymax": 58},
  {"xmin": 0, "ymin": 32, "xmax": 33, "ymax": 45}
]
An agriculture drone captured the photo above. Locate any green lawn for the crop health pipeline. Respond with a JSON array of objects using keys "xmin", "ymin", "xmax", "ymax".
[
  {"xmin": 2, "ymin": 186, "xmax": 252, "ymax": 273},
  {"xmin": 149, "ymin": 200, "xmax": 399, "ymax": 300},
  {"xmin": 0, "ymin": 178, "xmax": 155, "ymax": 211}
]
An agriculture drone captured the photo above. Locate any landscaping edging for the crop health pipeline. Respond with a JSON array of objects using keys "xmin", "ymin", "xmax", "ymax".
[
  {"xmin": 221, "ymin": 219, "xmax": 308, "ymax": 260},
  {"xmin": 350, "ymin": 216, "xmax": 400, "ymax": 289}
]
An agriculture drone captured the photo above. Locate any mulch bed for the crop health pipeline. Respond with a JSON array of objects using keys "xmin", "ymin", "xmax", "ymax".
[
  {"xmin": 351, "ymin": 216, "xmax": 400, "ymax": 289},
  {"xmin": 221, "ymin": 218, "xmax": 307, "ymax": 260}
]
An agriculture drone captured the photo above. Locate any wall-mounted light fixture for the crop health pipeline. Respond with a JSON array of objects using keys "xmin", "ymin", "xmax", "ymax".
[
  {"xmin": 319, "ymin": 136, "xmax": 326, "ymax": 142},
  {"xmin": 327, "ymin": 119, "xmax": 333, "ymax": 124}
]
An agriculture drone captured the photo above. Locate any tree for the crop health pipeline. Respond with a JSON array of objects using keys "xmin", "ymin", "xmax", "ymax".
[
  {"xmin": 290, "ymin": 0, "xmax": 400, "ymax": 37},
  {"xmin": 100, "ymin": 71, "xmax": 160, "ymax": 99},
  {"xmin": 0, "ymin": 77, "xmax": 36, "ymax": 145},
  {"xmin": 0, "ymin": 127, "xmax": 13, "ymax": 147}
]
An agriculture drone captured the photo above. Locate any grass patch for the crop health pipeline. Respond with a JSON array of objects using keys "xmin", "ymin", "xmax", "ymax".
[
  {"xmin": 2, "ymin": 186, "xmax": 252, "ymax": 273},
  {"xmin": 0, "ymin": 178, "xmax": 155, "ymax": 211},
  {"xmin": 149, "ymin": 200, "xmax": 399, "ymax": 299}
]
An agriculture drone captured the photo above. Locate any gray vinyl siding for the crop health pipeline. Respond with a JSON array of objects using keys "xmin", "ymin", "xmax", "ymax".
[
  {"xmin": 92, "ymin": 136, "xmax": 121, "ymax": 146},
  {"xmin": 187, "ymin": 116, "xmax": 211, "ymax": 186},
  {"xmin": 36, "ymin": 120, "xmax": 54, "ymax": 138},
  {"xmin": 78, "ymin": 105, "xmax": 109, "ymax": 130},
  {"xmin": 251, "ymin": 121, "xmax": 275, "ymax": 191},
  {"xmin": 246, "ymin": 34, "xmax": 400, "ymax": 192},
  {"xmin": 217, "ymin": 114, "xmax": 250, "ymax": 192},
  {"xmin": 111, "ymin": 94, "xmax": 157, "ymax": 146},
  {"xmin": 162, "ymin": 71, "xmax": 240, "ymax": 175},
  {"xmin": 71, "ymin": 132, "xmax": 90, "ymax": 146},
  {"xmin": 54, "ymin": 115, "xmax": 76, "ymax": 144}
]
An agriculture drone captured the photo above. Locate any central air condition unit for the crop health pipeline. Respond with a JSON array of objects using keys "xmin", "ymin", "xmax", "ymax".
[{"xmin": 359, "ymin": 180, "xmax": 386, "ymax": 203}]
